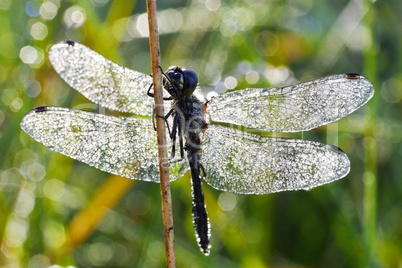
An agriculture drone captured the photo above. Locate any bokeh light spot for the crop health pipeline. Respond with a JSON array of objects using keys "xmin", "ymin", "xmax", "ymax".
[
  {"xmin": 205, "ymin": 0, "xmax": 221, "ymax": 11},
  {"xmin": 224, "ymin": 76, "xmax": 237, "ymax": 89},
  {"xmin": 44, "ymin": 179, "xmax": 65, "ymax": 201},
  {"xmin": 381, "ymin": 78, "xmax": 402, "ymax": 103},
  {"xmin": 147, "ymin": 241, "xmax": 164, "ymax": 261},
  {"xmin": 28, "ymin": 255, "xmax": 52, "ymax": 268},
  {"xmin": 14, "ymin": 190, "xmax": 35, "ymax": 217},
  {"xmin": 88, "ymin": 242, "xmax": 113, "ymax": 266},
  {"xmin": 5, "ymin": 217, "xmax": 28, "ymax": 247},
  {"xmin": 19, "ymin": 46, "xmax": 38, "ymax": 64},
  {"xmin": 245, "ymin": 70, "xmax": 260, "ymax": 84},
  {"xmin": 64, "ymin": 6, "xmax": 86, "ymax": 28},
  {"xmin": 2, "ymin": 88, "xmax": 18, "ymax": 106},
  {"xmin": 30, "ymin": 21, "xmax": 48, "ymax": 40},
  {"xmin": 264, "ymin": 66, "xmax": 290, "ymax": 85},
  {"xmin": 158, "ymin": 9, "xmax": 183, "ymax": 34},
  {"xmin": 42, "ymin": 219, "xmax": 66, "ymax": 249},
  {"xmin": 20, "ymin": 160, "xmax": 46, "ymax": 181},
  {"xmin": 25, "ymin": 0, "xmax": 40, "ymax": 17},
  {"xmin": 218, "ymin": 192, "xmax": 237, "ymax": 211},
  {"xmin": 26, "ymin": 79, "xmax": 42, "ymax": 97},
  {"xmin": 136, "ymin": 14, "xmax": 149, "ymax": 37},
  {"xmin": 10, "ymin": 98, "xmax": 23, "ymax": 112},
  {"xmin": 40, "ymin": 1, "xmax": 59, "ymax": 20}
]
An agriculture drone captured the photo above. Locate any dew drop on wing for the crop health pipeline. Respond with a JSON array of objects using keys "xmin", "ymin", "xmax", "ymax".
[
  {"xmin": 345, "ymin": 73, "xmax": 361, "ymax": 79},
  {"xmin": 34, "ymin": 106, "xmax": 48, "ymax": 112}
]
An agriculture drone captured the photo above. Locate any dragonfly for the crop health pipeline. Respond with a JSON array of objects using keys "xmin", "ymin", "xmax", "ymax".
[{"xmin": 20, "ymin": 40, "xmax": 374, "ymax": 255}]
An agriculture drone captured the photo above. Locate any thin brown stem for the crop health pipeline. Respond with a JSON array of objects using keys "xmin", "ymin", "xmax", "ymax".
[{"xmin": 146, "ymin": 0, "xmax": 176, "ymax": 267}]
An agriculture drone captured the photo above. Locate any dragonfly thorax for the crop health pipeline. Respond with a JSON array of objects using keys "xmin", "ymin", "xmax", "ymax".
[{"xmin": 164, "ymin": 66, "xmax": 198, "ymax": 98}]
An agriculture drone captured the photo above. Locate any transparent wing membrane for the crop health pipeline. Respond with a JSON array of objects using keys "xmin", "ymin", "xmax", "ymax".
[
  {"xmin": 20, "ymin": 107, "xmax": 188, "ymax": 182},
  {"xmin": 201, "ymin": 124, "xmax": 350, "ymax": 194},
  {"xmin": 49, "ymin": 41, "xmax": 154, "ymax": 115},
  {"xmin": 206, "ymin": 74, "xmax": 374, "ymax": 132}
]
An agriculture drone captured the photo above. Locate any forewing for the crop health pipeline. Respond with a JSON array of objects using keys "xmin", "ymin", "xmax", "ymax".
[
  {"xmin": 206, "ymin": 74, "xmax": 374, "ymax": 132},
  {"xmin": 49, "ymin": 41, "xmax": 154, "ymax": 115},
  {"xmin": 201, "ymin": 124, "xmax": 350, "ymax": 194},
  {"xmin": 20, "ymin": 107, "xmax": 188, "ymax": 182}
]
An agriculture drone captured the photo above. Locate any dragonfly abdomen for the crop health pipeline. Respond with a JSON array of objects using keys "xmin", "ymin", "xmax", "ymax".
[
  {"xmin": 188, "ymin": 152, "xmax": 210, "ymax": 255},
  {"xmin": 177, "ymin": 94, "xmax": 211, "ymax": 254}
]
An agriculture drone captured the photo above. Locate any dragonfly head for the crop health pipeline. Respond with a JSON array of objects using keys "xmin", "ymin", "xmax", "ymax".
[{"xmin": 164, "ymin": 66, "xmax": 198, "ymax": 98}]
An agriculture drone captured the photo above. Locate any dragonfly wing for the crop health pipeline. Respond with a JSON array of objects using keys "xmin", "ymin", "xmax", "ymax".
[
  {"xmin": 206, "ymin": 74, "xmax": 374, "ymax": 132},
  {"xmin": 49, "ymin": 41, "xmax": 154, "ymax": 115},
  {"xmin": 201, "ymin": 124, "xmax": 350, "ymax": 194},
  {"xmin": 20, "ymin": 107, "xmax": 188, "ymax": 182}
]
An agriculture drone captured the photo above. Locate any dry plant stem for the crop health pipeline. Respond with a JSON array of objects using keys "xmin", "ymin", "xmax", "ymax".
[{"xmin": 146, "ymin": 0, "xmax": 177, "ymax": 266}]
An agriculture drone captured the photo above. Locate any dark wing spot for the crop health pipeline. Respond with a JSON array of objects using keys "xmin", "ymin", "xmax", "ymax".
[
  {"xmin": 34, "ymin": 106, "xmax": 48, "ymax": 112},
  {"xmin": 203, "ymin": 101, "xmax": 208, "ymax": 111},
  {"xmin": 64, "ymin": 40, "xmax": 75, "ymax": 46},
  {"xmin": 329, "ymin": 144, "xmax": 345, "ymax": 154},
  {"xmin": 345, "ymin": 73, "xmax": 361, "ymax": 79}
]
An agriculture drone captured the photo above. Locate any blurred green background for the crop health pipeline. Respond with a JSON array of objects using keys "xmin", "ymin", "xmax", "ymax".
[{"xmin": 0, "ymin": 0, "xmax": 401, "ymax": 267}]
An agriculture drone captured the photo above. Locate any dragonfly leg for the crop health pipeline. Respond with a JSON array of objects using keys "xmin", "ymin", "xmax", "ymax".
[
  {"xmin": 147, "ymin": 66, "xmax": 176, "ymax": 100},
  {"xmin": 170, "ymin": 113, "xmax": 178, "ymax": 159},
  {"xmin": 147, "ymin": 83, "xmax": 154, "ymax": 97},
  {"xmin": 178, "ymin": 122, "xmax": 184, "ymax": 160},
  {"xmin": 199, "ymin": 163, "xmax": 206, "ymax": 178},
  {"xmin": 152, "ymin": 106, "xmax": 185, "ymax": 163},
  {"xmin": 151, "ymin": 105, "xmax": 156, "ymax": 131},
  {"xmin": 169, "ymin": 113, "xmax": 185, "ymax": 163},
  {"xmin": 147, "ymin": 83, "xmax": 173, "ymax": 100},
  {"xmin": 152, "ymin": 105, "xmax": 174, "ymax": 134}
]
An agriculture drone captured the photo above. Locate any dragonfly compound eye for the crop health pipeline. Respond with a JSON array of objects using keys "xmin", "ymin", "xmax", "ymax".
[
  {"xmin": 165, "ymin": 66, "xmax": 184, "ymax": 89},
  {"xmin": 182, "ymin": 68, "xmax": 198, "ymax": 96},
  {"xmin": 165, "ymin": 66, "xmax": 198, "ymax": 97}
]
